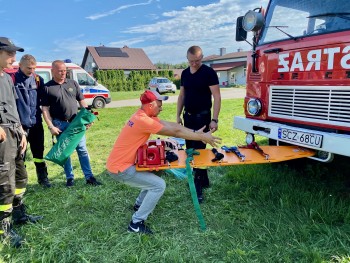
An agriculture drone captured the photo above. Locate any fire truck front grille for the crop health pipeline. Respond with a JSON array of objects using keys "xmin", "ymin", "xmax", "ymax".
[{"xmin": 269, "ymin": 86, "xmax": 350, "ymax": 127}]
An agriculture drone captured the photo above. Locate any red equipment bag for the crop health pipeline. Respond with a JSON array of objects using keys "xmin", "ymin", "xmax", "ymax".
[{"xmin": 137, "ymin": 139, "xmax": 166, "ymax": 168}]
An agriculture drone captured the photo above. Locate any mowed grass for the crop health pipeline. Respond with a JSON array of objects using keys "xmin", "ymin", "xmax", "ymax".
[
  {"xmin": 1, "ymin": 99, "xmax": 350, "ymax": 262},
  {"xmin": 110, "ymin": 87, "xmax": 236, "ymax": 101},
  {"xmin": 110, "ymin": 90, "xmax": 179, "ymax": 101}
]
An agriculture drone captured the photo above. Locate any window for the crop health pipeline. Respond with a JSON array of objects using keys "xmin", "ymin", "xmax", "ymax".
[
  {"xmin": 259, "ymin": 0, "xmax": 350, "ymax": 45},
  {"xmin": 77, "ymin": 73, "xmax": 95, "ymax": 86},
  {"xmin": 35, "ymin": 71, "xmax": 50, "ymax": 84}
]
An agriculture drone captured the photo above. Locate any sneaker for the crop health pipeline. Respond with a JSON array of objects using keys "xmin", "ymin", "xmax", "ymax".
[
  {"xmin": 66, "ymin": 178, "xmax": 74, "ymax": 187},
  {"xmin": 128, "ymin": 220, "xmax": 153, "ymax": 235},
  {"xmin": 86, "ymin": 177, "xmax": 102, "ymax": 186},
  {"xmin": 133, "ymin": 204, "xmax": 140, "ymax": 211}
]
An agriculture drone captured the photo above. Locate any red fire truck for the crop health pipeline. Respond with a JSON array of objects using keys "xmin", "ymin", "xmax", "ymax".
[{"xmin": 235, "ymin": 1, "xmax": 350, "ymax": 162}]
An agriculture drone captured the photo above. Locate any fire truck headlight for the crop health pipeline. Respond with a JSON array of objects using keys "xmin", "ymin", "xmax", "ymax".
[
  {"xmin": 247, "ymin": 99, "xmax": 262, "ymax": 116},
  {"xmin": 242, "ymin": 10, "xmax": 264, "ymax": 32}
]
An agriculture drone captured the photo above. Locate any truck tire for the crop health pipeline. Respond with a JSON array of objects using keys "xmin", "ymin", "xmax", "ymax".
[{"xmin": 92, "ymin": 97, "xmax": 106, "ymax": 109}]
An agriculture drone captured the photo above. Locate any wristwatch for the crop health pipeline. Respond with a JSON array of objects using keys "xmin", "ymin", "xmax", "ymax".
[{"xmin": 211, "ymin": 119, "xmax": 218, "ymax": 123}]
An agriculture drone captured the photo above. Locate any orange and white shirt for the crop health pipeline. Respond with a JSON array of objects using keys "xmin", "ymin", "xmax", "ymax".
[{"xmin": 106, "ymin": 109, "xmax": 163, "ymax": 173}]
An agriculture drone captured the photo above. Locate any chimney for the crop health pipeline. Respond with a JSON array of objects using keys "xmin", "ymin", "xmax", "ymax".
[
  {"xmin": 237, "ymin": 48, "xmax": 243, "ymax": 52},
  {"xmin": 219, "ymin": 47, "xmax": 226, "ymax": 56}
]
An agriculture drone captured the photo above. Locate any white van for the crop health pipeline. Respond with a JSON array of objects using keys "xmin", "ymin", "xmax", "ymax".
[{"xmin": 11, "ymin": 62, "xmax": 111, "ymax": 108}]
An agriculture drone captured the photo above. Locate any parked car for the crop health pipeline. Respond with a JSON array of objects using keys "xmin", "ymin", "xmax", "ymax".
[{"xmin": 148, "ymin": 77, "xmax": 176, "ymax": 94}]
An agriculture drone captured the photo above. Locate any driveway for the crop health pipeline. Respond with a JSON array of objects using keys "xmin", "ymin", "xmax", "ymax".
[{"xmin": 106, "ymin": 88, "xmax": 246, "ymax": 108}]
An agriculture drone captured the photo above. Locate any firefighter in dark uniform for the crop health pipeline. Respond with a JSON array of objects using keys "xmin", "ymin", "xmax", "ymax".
[
  {"xmin": 177, "ymin": 46, "xmax": 221, "ymax": 203},
  {"xmin": 11, "ymin": 54, "xmax": 51, "ymax": 188},
  {"xmin": 0, "ymin": 37, "xmax": 42, "ymax": 248}
]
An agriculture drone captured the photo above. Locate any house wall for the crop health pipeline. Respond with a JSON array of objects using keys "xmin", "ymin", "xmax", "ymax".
[
  {"xmin": 216, "ymin": 66, "xmax": 246, "ymax": 86},
  {"xmin": 203, "ymin": 56, "xmax": 247, "ymax": 86},
  {"xmin": 216, "ymin": 71, "xmax": 228, "ymax": 86},
  {"xmin": 228, "ymin": 66, "xmax": 246, "ymax": 85}
]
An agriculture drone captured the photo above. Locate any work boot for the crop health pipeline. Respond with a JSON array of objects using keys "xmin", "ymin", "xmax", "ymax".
[
  {"xmin": 35, "ymin": 162, "xmax": 51, "ymax": 188},
  {"xmin": 12, "ymin": 204, "xmax": 43, "ymax": 225},
  {"xmin": 0, "ymin": 217, "xmax": 23, "ymax": 248}
]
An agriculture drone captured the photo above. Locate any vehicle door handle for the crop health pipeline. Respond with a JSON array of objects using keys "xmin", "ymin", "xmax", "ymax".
[{"xmin": 264, "ymin": 48, "xmax": 283, "ymax": 54}]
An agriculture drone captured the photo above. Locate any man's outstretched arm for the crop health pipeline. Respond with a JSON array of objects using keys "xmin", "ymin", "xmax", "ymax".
[{"xmin": 157, "ymin": 120, "xmax": 221, "ymax": 148}]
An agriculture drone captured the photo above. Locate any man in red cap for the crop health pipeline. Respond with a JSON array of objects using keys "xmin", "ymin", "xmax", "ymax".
[{"xmin": 107, "ymin": 90, "xmax": 221, "ymax": 235}]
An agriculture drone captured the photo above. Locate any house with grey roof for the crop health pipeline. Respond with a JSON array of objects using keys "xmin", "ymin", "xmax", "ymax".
[
  {"xmin": 202, "ymin": 48, "xmax": 248, "ymax": 86},
  {"xmin": 81, "ymin": 46, "xmax": 156, "ymax": 75}
]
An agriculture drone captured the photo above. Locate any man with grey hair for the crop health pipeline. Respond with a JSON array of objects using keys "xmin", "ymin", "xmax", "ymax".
[{"xmin": 11, "ymin": 54, "xmax": 51, "ymax": 188}]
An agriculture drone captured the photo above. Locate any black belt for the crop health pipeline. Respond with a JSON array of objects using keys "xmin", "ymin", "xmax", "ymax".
[
  {"xmin": 55, "ymin": 117, "xmax": 75, "ymax": 123},
  {"xmin": 0, "ymin": 122, "xmax": 21, "ymax": 128},
  {"xmin": 184, "ymin": 110, "xmax": 210, "ymax": 116}
]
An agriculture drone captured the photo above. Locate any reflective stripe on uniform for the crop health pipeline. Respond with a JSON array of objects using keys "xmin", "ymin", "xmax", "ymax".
[
  {"xmin": 0, "ymin": 203, "xmax": 12, "ymax": 212},
  {"xmin": 33, "ymin": 158, "xmax": 44, "ymax": 163},
  {"xmin": 15, "ymin": 188, "xmax": 26, "ymax": 195}
]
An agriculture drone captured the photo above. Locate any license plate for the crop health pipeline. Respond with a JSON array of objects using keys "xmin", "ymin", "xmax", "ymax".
[{"xmin": 278, "ymin": 128, "xmax": 323, "ymax": 148}]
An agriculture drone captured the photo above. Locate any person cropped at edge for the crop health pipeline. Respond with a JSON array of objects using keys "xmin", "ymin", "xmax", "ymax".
[
  {"xmin": 106, "ymin": 90, "xmax": 221, "ymax": 235},
  {"xmin": 11, "ymin": 54, "xmax": 51, "ymax": 188},
  {"xmin": 41, "ymin": 60, "xmax": 101, "ymax": 187},
  {"xmin": 0, "ymin": 37, "xmax": 43, "ymax": 248},
  {"xmin": 177, "ymin": 45, "xmax": 221, "ymax": 203}
]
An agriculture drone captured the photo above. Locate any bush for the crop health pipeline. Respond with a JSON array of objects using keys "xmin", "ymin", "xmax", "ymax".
[{"xmin": 94, "ymin": 69, "xmax": 177, "ymax": 92}]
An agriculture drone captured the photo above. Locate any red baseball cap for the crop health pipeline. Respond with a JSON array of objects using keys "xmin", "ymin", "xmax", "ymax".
[{"xmin": 140, "ymin": 90, "xmax": 168, "ymax": 104}]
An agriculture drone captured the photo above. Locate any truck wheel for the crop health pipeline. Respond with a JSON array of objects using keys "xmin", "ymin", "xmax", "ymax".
[{"xmin": 93, "ymin": 97, "xmax": 106, "ymax": 109}]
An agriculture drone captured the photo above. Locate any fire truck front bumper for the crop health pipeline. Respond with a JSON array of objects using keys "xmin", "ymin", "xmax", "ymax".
[{"xmin": 234, "ymin": 116, "xmax": 350, "ymax": 158}]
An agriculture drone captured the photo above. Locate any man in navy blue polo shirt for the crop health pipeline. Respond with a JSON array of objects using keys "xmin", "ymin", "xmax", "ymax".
[
  {"xmin": 12, "ymin": 54, "xmax": 51, "ymax": 188},
  {"xmin": 41, "ymin": 60, "xmax": 101, "ymax": 187}
]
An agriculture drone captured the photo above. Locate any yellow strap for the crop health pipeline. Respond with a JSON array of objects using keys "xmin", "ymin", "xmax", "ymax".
[
  {"xmin": 0, "ymin": 230, "xmax": 4, "ymax": 234},
  {"xmin": 15, "ymin": 188, "xmax": 26, "ymax": 195},
  {"xmin": 0, "ymin": 203, "xmax": 12, "ymax": 212},
  {"xmin": 33, "ymin": 158, "xmax": 44, "ymax": 163}
]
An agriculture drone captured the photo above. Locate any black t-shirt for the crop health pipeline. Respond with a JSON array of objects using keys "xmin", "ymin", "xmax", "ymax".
[
  {"xmin": 0, "ymin": 73, "xmax": 20, "ymax": 123},
  {"xmin": 180, "ymin": 64, "xmax": 219, "ymax": 113},
  {"xmin": 41, "ymin": 79, "xmax": 84, "ymax": 121}
]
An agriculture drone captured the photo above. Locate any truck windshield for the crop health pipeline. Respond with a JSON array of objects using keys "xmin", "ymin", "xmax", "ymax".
[{"xmin": 259, "ymin": 0, "xmax": 350, "ymax": 44}]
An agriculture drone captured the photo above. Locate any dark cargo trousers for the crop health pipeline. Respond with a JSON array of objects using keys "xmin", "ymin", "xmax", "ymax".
[
  {"xmin": 183, "ymin": 110, "xmax": 211, "ymax": 197},
  {"xmin": 17, "ymin": 122, "xmax": 48, "ymax": 183},
  {"xmin": 25, "ymin": 122, "xmax": 45, "ymax": 164},
  {"xmin": 0, "ymin": 124, "xmax": 27, "ymax": 221}
]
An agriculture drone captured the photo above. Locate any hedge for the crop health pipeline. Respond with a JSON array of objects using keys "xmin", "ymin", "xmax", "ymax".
[{"xmin": 93, "ymin": 70, "xmax": 178, "ymax": 92}]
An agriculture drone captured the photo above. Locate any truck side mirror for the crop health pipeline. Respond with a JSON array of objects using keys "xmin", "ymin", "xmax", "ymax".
[{"xmin": 236, "ymin": 16, "xmax": 247, "ymax": 42}]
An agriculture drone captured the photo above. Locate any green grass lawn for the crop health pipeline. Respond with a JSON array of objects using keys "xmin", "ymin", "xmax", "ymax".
[
  {"xmin": 110, "ymin": 87, "xmax": 239, "ymax": 101},
  {"xmin": 1, "ymin": 99, "xmax": 350, "ymax": 262},
  {"xmin": 110, "ymin": 90, "xmax": 179, "ymax": 101}
]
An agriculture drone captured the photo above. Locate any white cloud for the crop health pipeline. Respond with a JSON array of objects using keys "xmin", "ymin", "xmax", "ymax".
[
  {"xmin": 115, "ymin": 0, "xmax": 267, "ymax": 63},
  {"xmin": 46, "ymin": 35, "xmax": 87, "ymax": 64},
  {"xmin": 86, "ymin": 0, "xmax": 155, "ymax": 20}
]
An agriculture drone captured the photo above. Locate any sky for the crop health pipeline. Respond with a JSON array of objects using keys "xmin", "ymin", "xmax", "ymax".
[{"xmin": 2, "ymin": 0, "xmax": 268, "ymax": 65}]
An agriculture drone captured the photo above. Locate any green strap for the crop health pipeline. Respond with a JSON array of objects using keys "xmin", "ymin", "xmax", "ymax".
[{"xmin": 185, "ymin": 148, "xmax": 207, "ymax": 231}]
